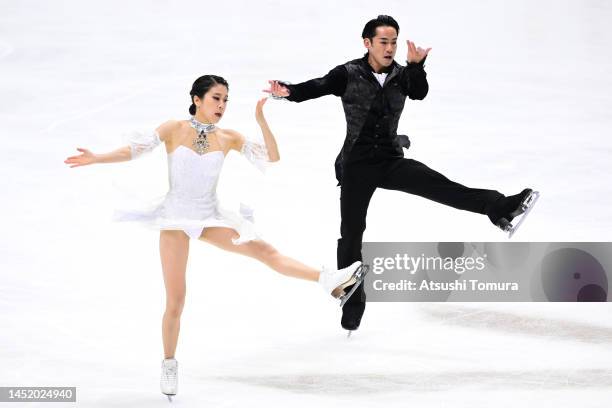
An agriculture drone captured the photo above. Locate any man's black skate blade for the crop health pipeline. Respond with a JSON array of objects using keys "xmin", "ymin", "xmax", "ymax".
[
  {"xmin": 508, "ymin": 191, "xmax": 540, "ymax": 238},
  {"xmin": 339, "ymin": 265, "xmax": 369, "ymax": 308}
]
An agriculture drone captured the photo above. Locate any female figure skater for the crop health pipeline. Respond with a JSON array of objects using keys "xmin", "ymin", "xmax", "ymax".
[{"xmin": 64, "ymin": 75, "xmax": 366, "ymax": 399}]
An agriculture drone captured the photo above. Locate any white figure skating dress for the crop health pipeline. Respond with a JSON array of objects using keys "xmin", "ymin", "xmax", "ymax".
[{"xmin": 112, "ymin": 129, "xmax": 269, "ymax": 243}]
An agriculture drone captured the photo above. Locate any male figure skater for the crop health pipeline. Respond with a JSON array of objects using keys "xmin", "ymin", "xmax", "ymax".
[{"xmin": 265, "ymin": 15, "xmax": 538, "ymax": 333}]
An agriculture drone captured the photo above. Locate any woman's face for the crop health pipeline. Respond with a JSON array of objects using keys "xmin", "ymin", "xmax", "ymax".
[{"xmin": 194, "ymin": 84, "xmax": 229, "ymax": 123}]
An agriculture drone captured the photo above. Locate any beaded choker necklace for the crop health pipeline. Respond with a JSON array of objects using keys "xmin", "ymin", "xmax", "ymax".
[{"xmin": 189, "ymin": 116, "xmax": 217, "ymax": 155}]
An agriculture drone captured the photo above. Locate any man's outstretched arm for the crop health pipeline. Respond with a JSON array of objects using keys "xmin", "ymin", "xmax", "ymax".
[{"xmin": 264, "ymin": 65, "xmax": 347, "ymax": 102}]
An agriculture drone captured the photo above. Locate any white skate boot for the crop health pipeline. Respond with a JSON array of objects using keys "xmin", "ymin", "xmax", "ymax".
[
  {"xmin": 319, "ymin": 261, "xmax": 369, "ymax": 307},
  {"xmin": 160, "ymin": 357, "xmax": 178, "ymax": 400}
]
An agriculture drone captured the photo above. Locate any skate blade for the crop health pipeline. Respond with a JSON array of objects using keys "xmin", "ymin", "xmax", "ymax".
[
  {"xmin": 330, "ymin": 262, "xmax": 364, "ymax": 298},
  {"xmin": 331, "ymin": 275, "xmax": 357, "ymax": 299},
  {"xmin": 496, "ymin": 217, "xmax": 512, "ymax": 232},
  {"xmin": 509, "ymin": 188, "xmax": 535, "ymax": 218},
  {"xmin": 166, "ymin": 394, "xmax": 174, "ymax": 402},
  {"xmin": 508, "ymin": 191, "xmax": 540, "ymax": 238},
  {"xmin": 339, "ymin": 265, "xmax": 370, "ymax": 307}
]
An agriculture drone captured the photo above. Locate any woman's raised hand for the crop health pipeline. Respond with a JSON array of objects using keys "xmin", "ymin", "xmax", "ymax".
[
  {"xmin": 64, "ymin": 147, "xmax": 97, "ymax": 168},
  {"xmin": 255, "ymin": 97, "xmax": 268, "ymax": 125}
]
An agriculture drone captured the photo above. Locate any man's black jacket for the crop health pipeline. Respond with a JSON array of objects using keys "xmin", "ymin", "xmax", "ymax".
[{"xmin": 281, "ymin": 53, "xmax": 428, "ymax": 185}]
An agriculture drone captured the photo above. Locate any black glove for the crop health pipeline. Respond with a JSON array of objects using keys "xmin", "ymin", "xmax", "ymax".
[{"xmin": 398, "ymin": 134, "xmax": 411, "ymax": 149}]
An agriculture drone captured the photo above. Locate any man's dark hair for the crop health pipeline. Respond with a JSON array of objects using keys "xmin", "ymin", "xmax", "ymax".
[{"xmin": 361, "ymin": 15, "xmax": 400, "ymax": 40}]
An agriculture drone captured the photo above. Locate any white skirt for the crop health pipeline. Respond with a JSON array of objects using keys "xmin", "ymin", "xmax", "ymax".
[{"xmin": 112, "ymin": 193, "xmax": 261, "ymax": 244}]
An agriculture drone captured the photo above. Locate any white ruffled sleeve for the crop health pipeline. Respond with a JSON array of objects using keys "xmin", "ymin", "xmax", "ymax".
[
  {"xmin": 240, "ymin": 138, "xmax": 270, "ymax": 173},
  {"xmin": 127, "ymin": 130, "xmax": 162, "ymax": 160}
]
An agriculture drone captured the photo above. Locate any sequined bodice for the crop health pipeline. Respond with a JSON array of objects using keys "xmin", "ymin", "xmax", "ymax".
[{"xmin": 166, "ymin": 146, "xmax": 224, "ymax": 199}]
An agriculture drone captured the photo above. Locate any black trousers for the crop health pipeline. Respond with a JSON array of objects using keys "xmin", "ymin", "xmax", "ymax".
[{"xmin": 337, "ymin": 157, "xmax": 504, "ymax": 271}]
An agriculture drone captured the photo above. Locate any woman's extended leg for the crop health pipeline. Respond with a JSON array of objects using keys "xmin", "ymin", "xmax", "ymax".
[
  {"xmin": 159, "ymin": 230, "xmax": 190, "ymax": 359},
  {"xmin": 200, "ymin": 227, "xmax": 320, "ymax": 281}
]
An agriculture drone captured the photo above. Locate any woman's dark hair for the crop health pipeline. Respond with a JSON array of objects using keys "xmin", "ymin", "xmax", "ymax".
[
  {"xmin": 189, "ymin": 75, "xmax": 229, "ymax": 115},
  {"xmin": 361, "ymin": 15, "xmax": 400, "ymax": 40}
]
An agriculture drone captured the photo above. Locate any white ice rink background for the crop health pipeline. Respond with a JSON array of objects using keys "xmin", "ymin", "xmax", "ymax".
[{"xmin": 2, "ymin": 0, "xmax": 612, "ymax": 406}]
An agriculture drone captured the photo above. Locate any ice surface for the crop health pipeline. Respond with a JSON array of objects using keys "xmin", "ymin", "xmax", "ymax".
[{"xmin": 2, "ymin": 0, "xmax": 612, "ymax": 406}]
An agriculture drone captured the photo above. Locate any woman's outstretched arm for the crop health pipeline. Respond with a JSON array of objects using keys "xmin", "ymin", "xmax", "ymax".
[{"xmin": 63, "ymin": 120, "xmax": 177, "ymax": 167}]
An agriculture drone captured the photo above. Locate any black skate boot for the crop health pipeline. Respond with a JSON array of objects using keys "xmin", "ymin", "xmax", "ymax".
[
  {"xmin": 341, "ymin": 283, "xmax": 366, "ymax": 336},
  {"xmin": 487, "ymin": 188, "xmax": 540, "ymax": 238}
]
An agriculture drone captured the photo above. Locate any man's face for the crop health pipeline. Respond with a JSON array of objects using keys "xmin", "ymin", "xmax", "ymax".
[{"xmin": 364, "ymin": 26, "xmax": 398, "ymax": 68}]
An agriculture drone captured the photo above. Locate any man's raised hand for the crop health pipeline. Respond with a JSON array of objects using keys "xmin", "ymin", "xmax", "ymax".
[
  {"xmin": 263, "ymin": 80, "xmax": 290, "ymax": 98},
  {"xmin": 407, "ymin": 40, "xmax": 431, "ymax": 64}
]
